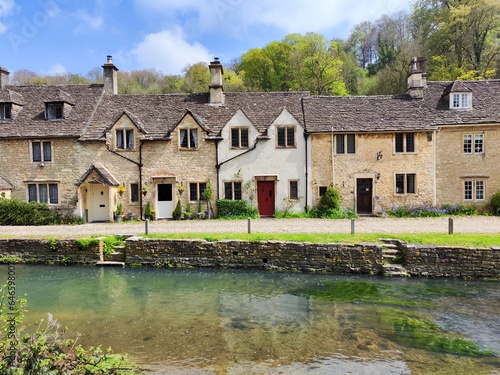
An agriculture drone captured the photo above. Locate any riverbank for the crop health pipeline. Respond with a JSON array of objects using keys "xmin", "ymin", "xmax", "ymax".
[{"xmin": 1, "ymin": 236, "xmax": 498, "ymax": 279}]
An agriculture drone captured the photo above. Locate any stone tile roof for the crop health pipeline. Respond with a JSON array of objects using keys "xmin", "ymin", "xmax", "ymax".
[
  {"xmin": 76, "ymin": 164, "xmax": 120, "ymax": 186},
  {"xmin": 0, "ymin": 89, "xmax": 24, "ymax": 105},
  {"xmin": 0, "ymin": 84, "xmax": 104, "ymax": 139},
  {"xmin": 81, "ymin": 91, "xmax": 309, "ymax": 141},
  {"xmin": 303, "ymin": 80, "xmax": 500, "ymax": 133},
  {"xmin": 421, "ymin": 80, "xmax": 500, "ymax": 126},
  {"xmin": 0, "ymin": 176, "xmax": 12, "ymax": 190},
  {"xmin": 303, "ymin": 94, "xmax": 433, "ymax": 133}
]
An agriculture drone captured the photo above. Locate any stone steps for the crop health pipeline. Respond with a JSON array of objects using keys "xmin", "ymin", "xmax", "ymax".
[{"xmin": 383, "ymin": 264, "xmax": 409, "ymax": 277}]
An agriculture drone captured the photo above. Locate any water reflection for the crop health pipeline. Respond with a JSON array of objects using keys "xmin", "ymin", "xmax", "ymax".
[{"xmin": 4, "ymin": 265, "xmax": 499, "ymax": 374}]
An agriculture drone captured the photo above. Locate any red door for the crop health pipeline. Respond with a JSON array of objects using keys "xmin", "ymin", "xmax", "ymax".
[{"xmin": 257, "ymin": 181, "xmax": 275, "ymax": 217}]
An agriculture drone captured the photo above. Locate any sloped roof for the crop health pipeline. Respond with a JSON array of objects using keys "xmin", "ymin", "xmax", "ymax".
[
  {"xmin": 80, "ymin": 91, "xmax": 309, "ymax": 141},
  {"xmin": 0, "ymin": 176, "xmax": 12, "ymax": 190},
  {"xmin": 76, "ymin": 164, "xmax": 120, "ymax": 186},
  {"xmin": 0, "ymin": 89, "xmax": 24, "ymax": 105},
  {"xmin": 303, "ymin": 80, "xmax": 500, "ymax": 133},
  {"xmin": 0, "ymin": 84, "xmax": 104, "ymax": 139}
]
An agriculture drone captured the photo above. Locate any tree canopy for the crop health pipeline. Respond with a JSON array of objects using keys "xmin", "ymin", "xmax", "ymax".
[{"xmin": 8, "ymin": 0, "xmax": 500, "ymax": 96}]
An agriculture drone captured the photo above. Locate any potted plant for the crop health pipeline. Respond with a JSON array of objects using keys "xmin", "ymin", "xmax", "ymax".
[
  {"xmin": 197, "ymin": 200, "xmax": 204, "ymax": 219},
  {"xmin": 172, "ymin": 199, "xmax": 182, "ymax": 220},
  {"xmin": 114, "ymin": 203, "xmax": 123, "ymax": 222},
  {"xmin": 178, "ymin": 183, "xmax": 185, "ymax": 196},
  {"xmin": 201, "ymin": 179, "xmax": 213, "ymax": 219},
  {"xmin": 117, "ymin": 184, "xmax": 126, "ymax": 197},
  {"xmin": 185, "ymin": 202, "xmax": 192, "ymax": 219},
  {"xmin": 144, "ymin": 201, "xmax": 152, "ymax": 220}
]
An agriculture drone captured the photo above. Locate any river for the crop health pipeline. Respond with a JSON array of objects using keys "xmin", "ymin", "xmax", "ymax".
[{"xmin": 2, "ymin": 265, "xmax": 499, "ymax": 374}]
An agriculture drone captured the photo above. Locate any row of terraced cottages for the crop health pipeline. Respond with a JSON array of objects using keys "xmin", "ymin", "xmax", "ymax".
[{"xmin": 0, "ymin": 57, "xmax": 499, "ymax": 221}]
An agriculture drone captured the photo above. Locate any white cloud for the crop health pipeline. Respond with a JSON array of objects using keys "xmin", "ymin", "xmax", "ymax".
[
  {"xmin": 128, "ymin": 27, "xmax": 212, "ymax": 75},
  {"xmin": 0, "ymin": 0, "xmax": 15, "ymax": 34},
  {"xmin": 135, "ymin": 0, "xmax": 411, "ymax": 37},
  {"xmin": 43, "ymin": 63, "xmax": 67, "ymax": 76},
  {"xmin": 73, "ymin": 9, "xmax": 103, "ymax": 32}
]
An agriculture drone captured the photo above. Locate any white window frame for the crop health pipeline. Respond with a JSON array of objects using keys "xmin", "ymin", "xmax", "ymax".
[
  {"xmin": 450, "ymin": 93, "xmax": 471, "ymax": 109},
  {"xmin": 464, "ymin": 180, "xmax": 485, "ymax": 201},
  {"xmin": 464, "ymin": 134, "xmax": 484, "ymax": 154}
]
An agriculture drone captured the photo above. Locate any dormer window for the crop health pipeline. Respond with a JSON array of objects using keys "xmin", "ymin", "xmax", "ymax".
[
  {"xmin": 116, "ymin": 129, "xmax": 134, "ymax": 150},
  {"xmin": 0, "ymin": 103, "xmax": 11, "ymax": 119},
  {"xmin": 450, "ymin": 93, "xmax": 471, "ymax": 109},
  {"xmin": 46, "ymin": 102, "xmax": 64, "ymax": 119},
  {"xmin": 180, "ymin": 128, "xmax": 198, "ymax": 149}
]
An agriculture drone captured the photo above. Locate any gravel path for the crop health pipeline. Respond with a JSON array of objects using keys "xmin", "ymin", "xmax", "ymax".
[{"xmin": 0, "ymin": 216, "xmax": 499, "ymax": 239}]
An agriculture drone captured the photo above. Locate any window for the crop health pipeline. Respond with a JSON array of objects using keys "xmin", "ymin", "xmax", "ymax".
[
  {"xmin": 0, "ymin": 103, "xmax": 12, "ymax": 119},
  {"xmin": 336, "ymin": 134, "xmax": 355, "ymax": 154},
  {"xmin": 189, "ymin": 182, "xmax": 207, "ymax": 201},
  {"xmin": 46, "ymin": 103, "xmax": 63, "ymax": 119},
  {"xmin": 130, "ymin": 183, "xmax": 139, "ymax": 203},
  {"xmin": 116, "ymin": 129, "xmax": 134, "ymax": 150},
  {"xmin": 231, "ymin": 127, "xmax": 249, "ymax": 148},
  {"xmin": 395, "ymin": 133, "xmax": 415, "ymax": 153},
  {"xmin": 32, "ymin": 141, "xmax": 52, "ymax": 162},
  {"xmin": 289, "ymin": 180, "xmax": 299, "ymax": 200},
  {"xmin": 180, "ymin": 129, "xmax": 198, "ymax": 149},
  {"xmin": 224, "ymin": 182, "xmax": 242, "ymax": 200},
  {"xmin": 464, "ymin": 134, "xmax": 484, "ymax": 154},
  {"xmin": 395, "ymin": 173, "xmax": 416, "ymax": 194},
  {"xmin": 464, "ymin": 180, "xmax": 485, "ymax": 201},
  {"xmin": 28, "ymin": 183, "xmax": 58, "ymax": 204},
  {"xmin": 451, "ymin": 93, "xmax": 471, "ymax": 109},
  {"xmin": 277, "ymin": 126, "xmax": 295, "ymax": 148},
  {"xmin": 319, "ymin": 186, "xmax": 328, "ymax": 197}
]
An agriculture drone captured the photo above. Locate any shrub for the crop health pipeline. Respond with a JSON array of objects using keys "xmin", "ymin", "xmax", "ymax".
[
  {"xmin": 0, "ymin": 198, "xmax": 82, "ymax": 225},
  {"xmin": 491, "ymin": 192, "xmax": 500, "ymax": 216},
  {"xmin": 316, "ymin": 187, "xmax": 340, "ymax": 212},
  {"xmin": 216, "ymin": 199, "xmax": 259, "ymax": 219},
  {"xmin": 173, "ymin": 200, "xmax": 182, "ymax": 217},
  {"xmin": 144, "ymin": 201, "xmax": 152, "ymax": 218}
]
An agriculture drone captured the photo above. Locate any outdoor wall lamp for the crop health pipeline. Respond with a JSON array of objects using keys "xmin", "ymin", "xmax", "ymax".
[{"xmin": 376, "ymin": 172, "xmax": 381, "ymax": 180}]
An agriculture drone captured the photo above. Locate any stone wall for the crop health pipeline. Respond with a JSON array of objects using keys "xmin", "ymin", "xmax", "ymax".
[
  {"xmin": 0, "ymin": 239, "xmax": 100, "ymax": 265},
  {"xmin": 401, "ymin": 242, "xmax": 500, "ymax": 278},
  {"xmin": 0, "ymin": 238, "xmax": 498, "ymax": 279},
  {"xmin": 125, "ymin": 238, "xmax": 383, "ymax": 274}
]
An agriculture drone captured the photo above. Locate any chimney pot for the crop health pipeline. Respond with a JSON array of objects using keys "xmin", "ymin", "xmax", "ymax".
[{"xmin": 0, "ymin": 67, "xmax": 10, "ymax": 90}]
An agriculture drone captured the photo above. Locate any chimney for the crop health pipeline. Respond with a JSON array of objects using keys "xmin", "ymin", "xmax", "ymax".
[
  {"xmin": 0, "ymin": 67, "xmax": 10, "ymax": 89},
  {"xmin": 406, "ymin": 57, "xmax": 427, "ymax": 99},
  {"xmin": 208, "ymin": 58, "xmax": 224, "ymax": 105},
  {"xmin": 102, "ymin": 55, "xmax": 119, "ymax": 95}
]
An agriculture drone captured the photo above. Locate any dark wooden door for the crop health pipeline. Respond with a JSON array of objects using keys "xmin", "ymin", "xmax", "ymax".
[
  {"xmin": 257, "ymin": 181, "xmax": 275, "ymax": 217},
  {"xmin": 356, "ymin": 178, "xmax": 373, "ymax": 215}
]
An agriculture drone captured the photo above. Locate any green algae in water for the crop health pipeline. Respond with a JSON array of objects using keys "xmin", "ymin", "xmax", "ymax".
[{"xmin": 390, "ymin": 316, "xmax": 495, "ymax": 357}]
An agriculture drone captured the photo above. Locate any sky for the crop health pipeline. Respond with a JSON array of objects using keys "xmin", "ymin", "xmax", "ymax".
[{"xmin": 0, "ymin": 0, "xmax": 413, "ymax": 77}]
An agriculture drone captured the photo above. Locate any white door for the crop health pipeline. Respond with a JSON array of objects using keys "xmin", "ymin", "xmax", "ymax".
[
  {"xmin": 156, "ymin": 184, "xmax": 173, "ymax": 219},
  {"xmin": 91, "ymin": 184, "xmax": 110, "ymax": 222}
]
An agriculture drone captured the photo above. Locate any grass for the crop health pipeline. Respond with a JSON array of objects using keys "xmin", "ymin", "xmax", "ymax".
[{"xmin": 143, "ymin": 232, "xmax": 500, "ymax": 248}]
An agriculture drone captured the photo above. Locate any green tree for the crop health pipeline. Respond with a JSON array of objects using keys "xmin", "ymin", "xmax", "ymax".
[{"xmin": 181, "ymin": 62, "xmax": 211, "ymax": 93}]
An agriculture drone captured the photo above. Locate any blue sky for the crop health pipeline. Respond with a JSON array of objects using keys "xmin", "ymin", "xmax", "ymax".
[{"xmin": 0, "ymin": 0, "xmax": 413, "ymax": 76}]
